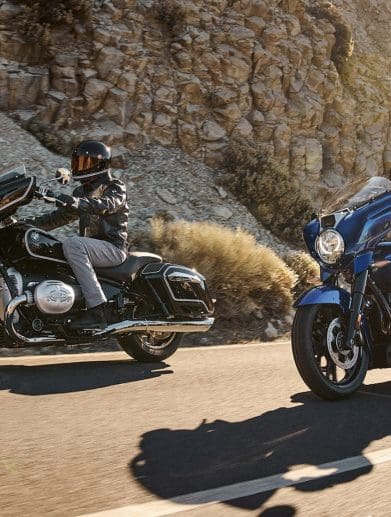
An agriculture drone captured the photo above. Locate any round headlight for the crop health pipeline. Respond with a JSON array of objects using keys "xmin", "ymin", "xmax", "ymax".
[{"xmin": 315, "ymin": 229, "xmax": 345, "ymax": 265}]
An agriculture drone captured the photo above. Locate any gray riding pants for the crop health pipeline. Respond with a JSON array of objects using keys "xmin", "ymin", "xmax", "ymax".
[{"xmin": 63, "ymin": 236, "xmax": 127, "ymax": 309}]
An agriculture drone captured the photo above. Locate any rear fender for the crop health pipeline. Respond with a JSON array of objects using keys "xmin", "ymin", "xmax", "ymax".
[{"xmin": 294, "ymin": 285, "xmax": 351, "ymax": 314}]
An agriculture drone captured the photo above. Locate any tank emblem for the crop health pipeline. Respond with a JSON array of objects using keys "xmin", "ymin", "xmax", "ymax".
[{"xmin": 31, "ymin": 231, "xmax": 40, "ymax": 243}]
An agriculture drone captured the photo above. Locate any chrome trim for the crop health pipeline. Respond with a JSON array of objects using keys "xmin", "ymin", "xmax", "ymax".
[
  {"xmin": 95, "ymin": 317, "xmax": 215, "ymax": 337},
  {"xmin": 4, "ymin": 293, "xmax": 65, "ymax": 345},
  {"xmin": 164, "ymin": 266, "xmax": 209, "ymax": 312},
  {"xmin": 166, "ymin": 271, "xmax": 204, "ymax": 284},
  {"xmin": 25, "ymin": 228, "xmax": 68, "ymax": 264}
]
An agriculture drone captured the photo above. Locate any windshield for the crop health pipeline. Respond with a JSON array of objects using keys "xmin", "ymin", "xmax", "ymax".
[
  {"xmin": 321, "ymin": 176, "xmax": 391, "ymax": 215},
  {"xmin": 0, "ymin": 163, "xmax": 26, "ymax": 178}
]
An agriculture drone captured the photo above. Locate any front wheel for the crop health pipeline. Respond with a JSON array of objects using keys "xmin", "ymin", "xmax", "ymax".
[
  {"xmin": 117, "ymin": 332, "xmax": 183, "ymax": 362},
  {"xmin": 292, "ymin": 304, "xmax": 369, "ymax": 400}
]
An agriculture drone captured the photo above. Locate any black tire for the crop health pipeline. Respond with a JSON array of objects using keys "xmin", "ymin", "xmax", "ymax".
[
  {"xmin": 291, "ymin": 304, "xmax": 369, "ymax": 400},
  {"xmin": 0, "ymin": 325, "xmax": 14, "ymax": 347},
  {"xmin": 117, "ymin": 332, "xmax": 183, "ymax": 362}
]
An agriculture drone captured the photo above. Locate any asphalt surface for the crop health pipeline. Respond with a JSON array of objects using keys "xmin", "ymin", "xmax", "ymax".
[{"xmin": 0, "ymin": 341, "xmax": 390, "ymax": 517}]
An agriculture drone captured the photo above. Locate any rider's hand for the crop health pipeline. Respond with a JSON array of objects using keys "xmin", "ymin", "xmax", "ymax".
[
  {"xmin": 55, "ymin": 193, "xmax": 77, "ymax": 209},
  {"xmin": 36, "ymin": 186, "xmax": 56, "ymax": 201}
]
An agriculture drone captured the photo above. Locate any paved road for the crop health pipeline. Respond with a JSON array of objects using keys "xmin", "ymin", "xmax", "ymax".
[{"xmin": 0, "ymin": 341, "xmax": 391, "ymax": 517}]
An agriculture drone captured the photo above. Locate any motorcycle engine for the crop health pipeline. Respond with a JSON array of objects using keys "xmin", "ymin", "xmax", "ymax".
[{"xmin": 34, "ymin": 280, "xmax": 76, "ymax": 314}]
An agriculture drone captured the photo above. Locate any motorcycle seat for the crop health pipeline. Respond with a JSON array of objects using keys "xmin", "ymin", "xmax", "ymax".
[{"xmin": 96, "ymin": 252, "xmax": 162, "ymax": 283}]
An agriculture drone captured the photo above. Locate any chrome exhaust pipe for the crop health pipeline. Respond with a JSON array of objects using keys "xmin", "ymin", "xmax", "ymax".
[
  {"xmin": 95, "ymin": 317, "xmax": 215, "ymax": 337},
  {"xmin": 5, "ymin": 293, "xmax": 65, "ymax": 345},
  {"xmin": 5, "ymin": 293, "xmax": 214, "ymax": 343}
]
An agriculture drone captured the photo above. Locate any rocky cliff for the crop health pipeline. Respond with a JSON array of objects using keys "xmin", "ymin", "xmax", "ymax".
[{"xmin": 0, "ymin": 0, "xmax": 390, "ymax": 205}]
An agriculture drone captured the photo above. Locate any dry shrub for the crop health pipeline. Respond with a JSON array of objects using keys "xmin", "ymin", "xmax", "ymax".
[
  {"xmin": 223, "ymin": 137, "xmax": 314, "ymax": 245},
  {"xmin": 15, "ymin": 0, "xmax": 91, "ymax": 44},
  {"xmin": 284, "ymin": 251, "xmax": 320, "ymax": 296},
  {"xmin": 146, "ymin": 218, "xmax": 296, "ymax": 321},
  {"xmin": 153, "ymin": 0, "xmax": 184, "ymax": 35},
  {"xmin": 308, "ymin": 2, "xmax": 354, "ymax": 74},
  {"xmin": 26, "ymin": 119, "xmax": 73, "ymax": 155}
]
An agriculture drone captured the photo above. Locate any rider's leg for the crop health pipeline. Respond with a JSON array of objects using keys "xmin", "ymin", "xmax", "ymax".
[{"xmin": 63, "ymin": 236, "xmax": 127, "ymax": 328}]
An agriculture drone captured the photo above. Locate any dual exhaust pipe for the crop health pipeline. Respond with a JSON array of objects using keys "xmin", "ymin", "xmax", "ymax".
[{"xmin": 5, "ymin": 293, "xmax": 215, "ymax": 345}]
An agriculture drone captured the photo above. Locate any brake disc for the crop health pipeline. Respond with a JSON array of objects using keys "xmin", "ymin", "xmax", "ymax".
[{"xmin": 326, "ymin": 318, "xmax": 359, "ymax": 370}]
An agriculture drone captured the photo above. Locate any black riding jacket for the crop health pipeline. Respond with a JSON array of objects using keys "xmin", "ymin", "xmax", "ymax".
[{"xmin": 27, "ymin": 174, "xmax": 129, "ymax": 250}]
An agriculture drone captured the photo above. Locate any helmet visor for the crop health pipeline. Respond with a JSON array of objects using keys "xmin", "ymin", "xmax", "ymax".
[{"xmin": 71, "ymin": 155, "xmax": 97, "ymax": 175}]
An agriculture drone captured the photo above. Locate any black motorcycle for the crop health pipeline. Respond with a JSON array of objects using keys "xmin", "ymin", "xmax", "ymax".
[{"xmin": 0, "ymin": 164, "xmax": 215, "ymax": 361}]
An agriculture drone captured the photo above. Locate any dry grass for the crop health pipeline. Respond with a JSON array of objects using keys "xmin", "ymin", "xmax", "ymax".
[
  {"xmin": 284, "ymin": 251, "xmax": 320, "ymax": 296},
  {"xmin": 222, "ymin": 137, "xmax": 314, "ymax": 245},
  {"xmin": 142, "ymin": 218, "xmax": 297, "ymax": 321}
]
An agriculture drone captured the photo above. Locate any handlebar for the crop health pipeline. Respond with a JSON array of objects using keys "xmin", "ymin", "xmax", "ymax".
[{"xmin": 34, "ymin": 189, "xmax": 67, "ymax": 207}]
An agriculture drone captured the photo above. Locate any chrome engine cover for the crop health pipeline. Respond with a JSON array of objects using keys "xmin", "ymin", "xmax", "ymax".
[{"xmin": 34, "ymin": 280, "xmax": 75, "ymax": 314}]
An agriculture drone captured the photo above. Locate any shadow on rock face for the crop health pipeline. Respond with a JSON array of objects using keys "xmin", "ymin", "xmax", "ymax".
[
  {"xmin": 0, "ymin": 359, "xmax": 173, "ymax": 395},
  {"xmin": 130, "ymin": 382, "xmax": 391, "ymax": 512}
]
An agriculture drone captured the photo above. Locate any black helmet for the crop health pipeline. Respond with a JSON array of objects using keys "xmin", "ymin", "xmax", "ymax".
[{"xmin": 71, "ymin": 140, "xmax": 111, "ymax": 181}]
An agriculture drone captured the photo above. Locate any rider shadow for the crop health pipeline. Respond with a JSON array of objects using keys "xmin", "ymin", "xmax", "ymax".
[
  {"xmin": 129, "ymin": 383, "xmax": 391, "ymax": 514},
  {"xmin": 0, "ymin": 359, "xmax": 173, "ymax": 395}
]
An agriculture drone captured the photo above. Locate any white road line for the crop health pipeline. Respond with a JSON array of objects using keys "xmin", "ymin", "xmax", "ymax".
[{"xmin": 80, "ymin": 447, "xmax": 391, "ymax": 517}]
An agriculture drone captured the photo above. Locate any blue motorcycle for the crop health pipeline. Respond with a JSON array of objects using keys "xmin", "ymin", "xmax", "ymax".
[{"xmin": 292, "ymin": 176, "xmax": 391, "ymax": 400}]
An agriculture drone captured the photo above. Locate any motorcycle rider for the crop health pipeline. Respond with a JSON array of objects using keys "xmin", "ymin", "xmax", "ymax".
[{"xmin": 25, "ymin": 140, "xmax": 129, "ymax": 330}]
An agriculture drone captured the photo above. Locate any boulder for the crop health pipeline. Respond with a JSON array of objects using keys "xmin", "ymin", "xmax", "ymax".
[
  {"xmin": 222, "ymin": 56, "xmax": 251, "ymax": 83},
  {"xmin": 305, "ymin": 139, "xmax": 323, "ymax": 177},
  {"xmin": 117, "ymin": 71, "xmax": 137, "ymax": 95},
  {"xmin": 212, "ymin": 206, "xmax": 233, "ymax": 220},
  {"xmin": 103, "ymin": 87, "xmax": 131, "ymax": 127},
  {"xmin": 96, "ymin": 47, "xmax": 124, "ymax": 80},
  {"xmin": 83, "ymin": 78, "xmax": 112, "ymax": 112},
  {"xmin": 202, "ymin": 120, "xmax": 226, "ymax": 141}
]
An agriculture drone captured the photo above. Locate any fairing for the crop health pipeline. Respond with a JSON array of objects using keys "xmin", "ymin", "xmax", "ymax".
[{"xmin": 0, "ymin": 164, "xmax": 35, "ymax": 220}]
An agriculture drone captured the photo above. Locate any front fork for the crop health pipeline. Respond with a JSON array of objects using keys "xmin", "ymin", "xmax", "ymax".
[{"xmin": 345, "ymin": 269, "xmax": 368, "ymax": 349}]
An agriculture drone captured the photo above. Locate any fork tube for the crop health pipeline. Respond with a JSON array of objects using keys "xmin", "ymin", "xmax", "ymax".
[{"xmin": 345, "ymin": 269, "xmax": 368, "ymax": 348}]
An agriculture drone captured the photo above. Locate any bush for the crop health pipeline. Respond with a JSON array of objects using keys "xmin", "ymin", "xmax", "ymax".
[
  {"xmin": 153, "ymin": 0, "xmax": 185, "ymax": 35},
  {"xmin": 136, "ymin": 218, "xmax": 296, "ymax": 321},
  {"xmin": 222, "ymin": 137, "xmax": 314, "ymax": 245},
  {"xmin": 26, "ymin": 119, "xmax": 74, "ymax": 155},
  {"xmin": 308, "ymin": 3, "xmax": 354, "ymax": 74},
  {"xmin": 284, "ymin": 251, "xmax": 320, "ymax": 296},
  {"xmin": 15, "ymin": 0, "xmax": 91, "ymax": 44}
]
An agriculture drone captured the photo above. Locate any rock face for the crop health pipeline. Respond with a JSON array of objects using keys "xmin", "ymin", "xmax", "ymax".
[
  {"xmin": 0, "ymin": 0, "xmax": 390, "ymax": 204},
  {"xmin": 0, "ymin": 111, "xmax": 289, "ymax": 255}
]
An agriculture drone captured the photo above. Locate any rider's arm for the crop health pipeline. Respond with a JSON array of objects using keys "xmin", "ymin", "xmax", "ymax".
[
  {"xmin": 23, "ymin": 208, "xmax": 78, "ymax": 231},
  {"xmin": 58, "ymin": 181, "xmax": 127, "ymax": 216}
]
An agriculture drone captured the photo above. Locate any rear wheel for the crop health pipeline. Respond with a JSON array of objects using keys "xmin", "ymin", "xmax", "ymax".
[
  {"xmin": 117, "ymin": 332, "xmax": 183, "ymax": 362},
  {"xmin": 292, "ymin": 304, "xmax": 369, "ymax": 400}
]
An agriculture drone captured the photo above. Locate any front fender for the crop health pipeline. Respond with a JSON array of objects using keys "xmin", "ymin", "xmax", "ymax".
[{"xmin": 294, "ymin": 285, "xmax": 351, "ymax": 314}]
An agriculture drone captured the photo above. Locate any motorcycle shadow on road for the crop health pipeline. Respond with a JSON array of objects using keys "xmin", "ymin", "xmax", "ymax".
[
  {"xmin": 130, "ymin": 382, "xmax": 391, "ymax": 515},
  {"xmin": 0, "ymin": 360, "xmax": 173, "ymax": 395}
]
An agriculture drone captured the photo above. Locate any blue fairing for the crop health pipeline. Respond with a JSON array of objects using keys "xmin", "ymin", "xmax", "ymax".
[{"xmin": 294, "ymin": 285, "xmax": 351, "ymax": 313}]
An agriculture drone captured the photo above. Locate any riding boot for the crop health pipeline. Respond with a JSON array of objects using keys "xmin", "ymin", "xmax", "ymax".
[{"xmin": 69, "ymin": 303, "xmax": 107, "ymax": 330}]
